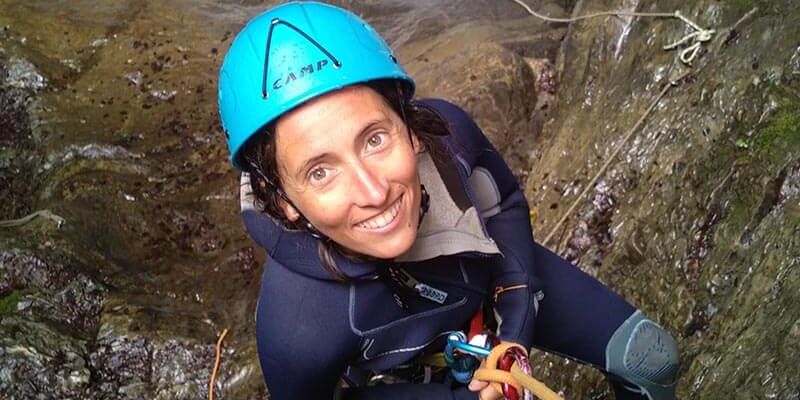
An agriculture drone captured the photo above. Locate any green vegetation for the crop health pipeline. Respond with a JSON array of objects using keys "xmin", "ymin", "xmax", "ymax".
[
  {"xmin": 755, "ymin": 101, "xmax": 800, "ymax": 158},
  {"xmin": 0, "ymin": 289, "xmax": 21, "ymax": 317},
  {"xmin": 735, "ymin": 137, "xmax": 749, "ymax": 149}
]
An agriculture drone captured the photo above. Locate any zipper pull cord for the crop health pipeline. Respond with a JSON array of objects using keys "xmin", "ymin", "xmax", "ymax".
[{"xmin": 493, "ymin": 284, "xmax": 528, "ymax": 302}]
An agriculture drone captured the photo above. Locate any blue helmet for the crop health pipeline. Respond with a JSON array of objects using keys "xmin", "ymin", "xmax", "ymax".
[{"xmin": 218, "ymin": 1, "xmax": 415, "ymax": 170}]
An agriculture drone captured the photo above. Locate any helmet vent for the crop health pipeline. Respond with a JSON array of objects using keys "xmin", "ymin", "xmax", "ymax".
[{"xmin": 261, "ymin": 18, "xmax": 341, "ymax": 99}]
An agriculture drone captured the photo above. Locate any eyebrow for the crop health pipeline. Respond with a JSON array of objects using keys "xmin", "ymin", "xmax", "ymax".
[
  {"xmin": 354, "ymin": 118, "xmax": 390, "ymax": 144},
  {"xmin": 295, "ymin": 152, "xmax": 331, "ymax": 181},
  {"xmin": 294, "ymin": 117, "xmax": 392, "ymax": 180}
]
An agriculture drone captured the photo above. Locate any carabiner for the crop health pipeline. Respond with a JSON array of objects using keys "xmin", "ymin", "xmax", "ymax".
[{"xmin": 444, "ymin": 331, "xmax": 491, "ymax": 383}]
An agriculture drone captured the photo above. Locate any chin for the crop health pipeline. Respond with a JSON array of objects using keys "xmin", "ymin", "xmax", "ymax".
[
  {"xmin": 349, "ymin": 190, "xmax": 421, "ymax": 260},
  {"xmin": 328, "ymin": 222, "xmax": 419, "ymax": 261},
  {"xmin": 358, "ymin": 229, "xmax": 416, "ymax": 260}
]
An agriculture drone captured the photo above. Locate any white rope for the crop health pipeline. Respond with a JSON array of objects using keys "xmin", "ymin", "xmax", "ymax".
[
  {"xmin": 0, "ymin": 209, "xmax": 65, "ymax": 228},
  {"xmin": 542, "ymin": 70, "xmax": 691, "ymax": 247},
  {"xmin": 509, "ymin": 0, "xmax": 715, "ymax": 65}
]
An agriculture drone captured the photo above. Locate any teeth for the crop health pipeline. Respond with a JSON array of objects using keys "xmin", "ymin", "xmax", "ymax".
[{"xmin": 358, "ymin": 196, "xmax": 402, "ymax": 230}]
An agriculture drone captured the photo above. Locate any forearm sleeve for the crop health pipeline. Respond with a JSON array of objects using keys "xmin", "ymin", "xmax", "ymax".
[{"xmin": 473, "ymin": 133, "xmax": 542, "ymax": 350}]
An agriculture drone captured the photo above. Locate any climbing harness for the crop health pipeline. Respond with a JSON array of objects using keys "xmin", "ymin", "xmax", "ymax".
[
  {"xmin": 509, "ymin": 0, "xmax": 715, "ymax": 65},
  {"xmin": 445, "ymin": 331, "xmax": 564, "ymax": 400},
  {"xmin": 0, "ymin": 209, "xmax": 65, "ymax": 228}
]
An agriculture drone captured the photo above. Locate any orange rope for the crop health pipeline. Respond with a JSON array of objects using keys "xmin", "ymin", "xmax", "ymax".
[
  {"xmin": 473, "ymin": 342, "xmax": 564, "ymax": 400},
  {"xmin": 209, "ymin": 328, "xmax": 229, "ymax": 400},
  {"xmin": 476, "ymin": 342, "xmax": 525, "ymax": 395}
]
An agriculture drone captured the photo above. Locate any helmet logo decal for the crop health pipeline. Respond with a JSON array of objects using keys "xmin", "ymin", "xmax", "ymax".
[
  {"xmin": 272, "ymin": 59, "xmax": 329, "ymax": 91},
  {"xmin": 262, "ymin": 18, "xmax": 342, "ymax": 99}
]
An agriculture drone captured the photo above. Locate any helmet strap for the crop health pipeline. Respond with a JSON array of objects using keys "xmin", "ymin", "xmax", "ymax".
[
  {"xmin": 304, "ymin": 221, "xmax": 323, "ymax": 239},
  {"xmin": 278, "ymin": 193, "xmax": 322, "ymax": 239},
  {"xmin": 394, "ymin": 81, "xmax": 414, "ymax": 144},
  {"xmin": 418, "ymin": 184, "xmax": 430, "ymax": 227}
]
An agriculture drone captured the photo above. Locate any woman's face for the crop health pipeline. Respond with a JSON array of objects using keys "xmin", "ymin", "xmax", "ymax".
[{"xmin": 274, "ymin": 85, "xmax": 422, "ymax": 259}]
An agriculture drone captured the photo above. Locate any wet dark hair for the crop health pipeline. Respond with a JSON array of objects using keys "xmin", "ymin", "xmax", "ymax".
[{"xmin": 240, "ymin": 79, "xmax": 450, "ymax": 282}]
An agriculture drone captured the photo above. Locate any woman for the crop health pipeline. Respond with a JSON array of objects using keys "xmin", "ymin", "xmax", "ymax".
[{"xmin": 218, "ymin": 2, "xmax": 679, "ymax": 399}]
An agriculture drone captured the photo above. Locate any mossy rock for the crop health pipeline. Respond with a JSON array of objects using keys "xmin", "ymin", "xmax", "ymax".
[
  {"xmin": 755, "ymin": 101, "xmax": 800, "ymax": 158},
  {"xmin": 0, "ymin": 289, "xmax": 22, "ymax": 317}
]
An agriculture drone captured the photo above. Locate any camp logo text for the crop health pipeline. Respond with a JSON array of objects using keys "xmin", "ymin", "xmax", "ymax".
[{"xmin": 272, "ymin": 59, "xmax": 329, "ymax": 90}]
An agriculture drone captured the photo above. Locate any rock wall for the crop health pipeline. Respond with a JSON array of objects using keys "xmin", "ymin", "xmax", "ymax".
[
  {"xmin": 1, "ymin": 1, "xmax": 266, "ymax": 398},
  {"xmin": 525, "ymin": 0, "xmax": 800, "ymax": 398}
]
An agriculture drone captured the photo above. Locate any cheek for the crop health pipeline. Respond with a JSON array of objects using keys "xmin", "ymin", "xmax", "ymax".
[
  {"xmin": 400, "ymin": 159, "xmax": 420, "ymax": 187},
  {"xmin": 301, "ymin": 192, "xmax": 351, "ymax": 229},
  {"xmin": 388, "ymin": 147, "xmax": 419, "ymax": 183}
]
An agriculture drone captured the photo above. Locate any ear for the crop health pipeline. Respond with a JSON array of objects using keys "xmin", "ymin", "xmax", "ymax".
[
  {"xmin": 279, "ymin": 199, "xmax": 301, "ymax": 222},
  {"xmin": 410, "ymin": 130, "xmax": 422, "ymax": 154}
]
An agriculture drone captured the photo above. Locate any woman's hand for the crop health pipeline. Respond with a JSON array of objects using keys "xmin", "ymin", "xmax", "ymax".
[
  {"xmin": 467, "ymin": 340, "xmax": 529, "ymax": 400},
  {"xmin": 468, "ymin": 356, "xmax": 503, "ymax": 400},
  {"xmin": 468, "ymin": 372, "xmax": 503, "ymax": 400}
]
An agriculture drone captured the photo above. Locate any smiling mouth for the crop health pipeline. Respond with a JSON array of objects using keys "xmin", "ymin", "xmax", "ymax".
[{"xmin": 356, "ymin": 193, "xmax": 404, "ymax": 230}]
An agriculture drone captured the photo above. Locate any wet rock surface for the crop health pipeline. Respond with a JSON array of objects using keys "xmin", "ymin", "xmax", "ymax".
[
  {"xmin": 1, "ymin": 251, "xmax": 104, "ymax": 337},
  {"xmin": 1, "ymin": 1, "xmax": 265, "ymax": 398},
  {"xmin": 0, "ymin": 63, "xmax": 39, "ymax": 221},
  {"xmin": 1, "ymin": 0, "xmax": 799, "ymax": 399},
  {"xmin": 526, "ymin": 0, "xmax": 800, "ymax": 398},
  {"xmin": 399, "ymin": 11, "xmax": 567, "ymax": 179}
]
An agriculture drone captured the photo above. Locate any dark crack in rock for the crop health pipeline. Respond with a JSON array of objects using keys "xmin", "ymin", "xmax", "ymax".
[
  {"xmin": 89, "ymin": 335, "xmax": 152, "ymax": 396},
  {"xmin": 564, "ymin": 179, "xmax": 617, "ymax": 270},
  {"xmin": 0, "ymin": 60, "xmax": 38, "ymax": 220}
]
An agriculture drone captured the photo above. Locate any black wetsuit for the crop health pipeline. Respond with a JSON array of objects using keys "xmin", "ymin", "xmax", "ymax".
[{"xmin": 243, "ymin": 100, "xmax": 646, "ymax": 399}]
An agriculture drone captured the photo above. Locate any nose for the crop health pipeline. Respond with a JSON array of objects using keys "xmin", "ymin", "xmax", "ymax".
[{"xmin": 350, "ymin": 161, "xmax": 389, "ymax": 208}]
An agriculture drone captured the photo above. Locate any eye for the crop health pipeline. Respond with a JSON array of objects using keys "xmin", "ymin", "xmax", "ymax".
[
  {"xmin": 309, "ymin": 167, "xmax": 327, "ymax": 182},
  {"xmin": 366, "ymin": 132, "xmax": 387, "ymax": 150}
]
